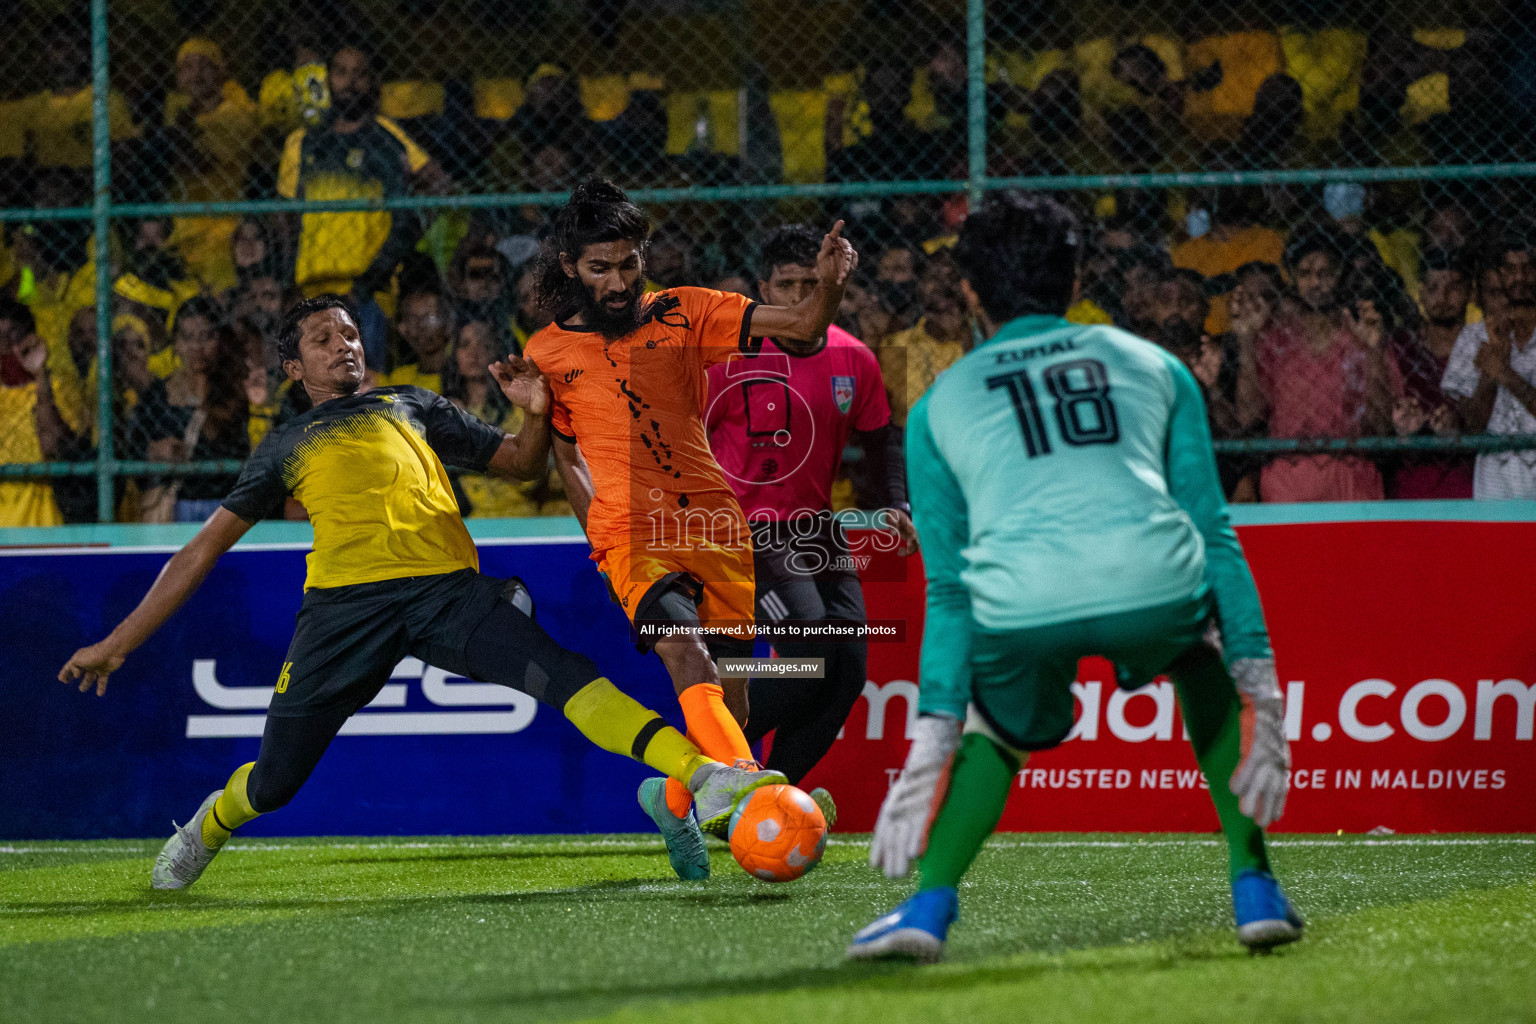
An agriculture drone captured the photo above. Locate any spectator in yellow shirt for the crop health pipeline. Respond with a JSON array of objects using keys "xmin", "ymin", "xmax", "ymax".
[
  {"xmin": 164, "ymin": 38, "xmax": 259, "ymax": 294},
  {"xmin": 0, "ymin": 299, "xmax": 70, "ymax": 527},
  {"xmin": 877, "ymin": 252, "xmax": 968, "ymax": 428},
  {"xmin": 19, "ymin": 13, "xmax": 141, "ymax": 175},
  {"xmin": 277, "ymin": 41, "xmax": 448, "ymax": 368},
  {"xmin": 257, "ymin": 8, "xmax": 331, "ymax": 136}
]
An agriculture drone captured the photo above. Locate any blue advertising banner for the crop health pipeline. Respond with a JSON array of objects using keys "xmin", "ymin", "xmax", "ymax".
[{"xmin": 0, "ymin": 525, "xmax": 690, "ymax": 839}]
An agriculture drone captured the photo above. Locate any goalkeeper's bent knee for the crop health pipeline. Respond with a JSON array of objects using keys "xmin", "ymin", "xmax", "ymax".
[{"xmin": 562, "ymin": 678, "xmax": 713, "ymax": 784}]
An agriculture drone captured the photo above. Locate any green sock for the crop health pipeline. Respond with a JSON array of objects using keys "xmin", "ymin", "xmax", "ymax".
[
  {"xmin": 1171, "ymin": 651, "xmax": 1271, "ymax": 880},
  {"xmin": 917, "ymin": 732, "xmax": 1020, "ymax": 892}
]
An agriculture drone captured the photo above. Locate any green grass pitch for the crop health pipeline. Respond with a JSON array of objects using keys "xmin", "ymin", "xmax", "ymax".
[{"xmin": 3, "ymin": 833, "xmax": 1533, "ymax": 1024}]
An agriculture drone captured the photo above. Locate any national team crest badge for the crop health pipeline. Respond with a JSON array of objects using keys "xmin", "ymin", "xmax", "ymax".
[{"xmin": 831, "ymin": 375, "xmax": 856, "ymax": 414}]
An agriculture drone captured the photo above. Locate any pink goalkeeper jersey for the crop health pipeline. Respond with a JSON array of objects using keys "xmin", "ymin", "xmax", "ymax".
[{"xmin": 706, "ymin": 325, "xmax": 889, "ymax": 521}]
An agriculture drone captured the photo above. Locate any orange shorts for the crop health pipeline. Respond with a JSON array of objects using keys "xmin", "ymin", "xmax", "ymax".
[{"xmin": 597, "ymin": 539, "xmax": 756, "ymax": 640}]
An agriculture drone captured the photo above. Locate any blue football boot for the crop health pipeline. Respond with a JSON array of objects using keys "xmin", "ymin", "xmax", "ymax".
[
  {"xmin": 846, "ymin": 887, "xmax": 959, "ymax": 963},
  {"xmin": 638, "ymin": 777, "xmax": 710, "ymax": 881},
  {"xmin": 1233, "ymin": 868, "xmax": 1305, "ymax": 950}
]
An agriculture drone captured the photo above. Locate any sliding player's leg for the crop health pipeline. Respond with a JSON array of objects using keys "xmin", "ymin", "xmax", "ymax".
[
  {"xmin": 155, "ymin": 706, "xmax": 358, "ymax": 890},
  {"xmin": 653, "ymin": 627, "xmax": 782, "ymax": 835},
  {"xmin": 606, "ymin": 543, "xmax": 761, "ymax": 767},
  {"xmin": 404, "ymin": 570, "xmax": 767, "ymax": 812},
  {"xmin": 154, "ymin": 584, "xmax": 411, "ymax": 890},
  {"xmin": 1166, "ymin": 643, "xmax": 1302, "ymax": 949}
]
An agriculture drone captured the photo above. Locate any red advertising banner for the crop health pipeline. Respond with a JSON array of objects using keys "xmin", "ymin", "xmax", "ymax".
[{"xmin": 803, "ymin": 521, "xmax": 1536, "ymax": 833}]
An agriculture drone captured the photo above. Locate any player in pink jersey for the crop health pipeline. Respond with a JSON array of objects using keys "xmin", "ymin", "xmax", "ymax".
[{"xmin": 705, "ymin": 225, "xmax": 918, "ymax": 822}]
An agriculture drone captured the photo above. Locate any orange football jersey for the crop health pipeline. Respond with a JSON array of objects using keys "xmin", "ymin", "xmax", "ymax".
[{"xmin": 526, "ymin": 287, "xmax": 762, "ymax": 564}]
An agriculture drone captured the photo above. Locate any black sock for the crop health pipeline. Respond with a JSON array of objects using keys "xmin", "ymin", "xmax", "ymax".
[{"xmin": 753, "ymin": 641, "xmax": 868, "ymax": 784}]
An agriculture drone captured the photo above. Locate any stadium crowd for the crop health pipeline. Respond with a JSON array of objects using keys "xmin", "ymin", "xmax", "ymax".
[{"xmin": 4, "ymin": 1, "xmax": 1536, "ymax": 526}]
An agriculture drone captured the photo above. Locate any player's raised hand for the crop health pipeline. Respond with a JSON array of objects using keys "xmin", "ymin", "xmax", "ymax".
[
  {"xmin": 817, "ymin": 220, "xmax": 859, "ymax": 289},
  {"xmin": 870, "ymin": 714, "xmax": 961, "ymax": 878},
  {"xmin": 491, "ymin": 355, "xmax": 549, "ymax": 416},
  {"xmin": 59, "ymin": 640, "xmax": 126, "ymax": 696}
]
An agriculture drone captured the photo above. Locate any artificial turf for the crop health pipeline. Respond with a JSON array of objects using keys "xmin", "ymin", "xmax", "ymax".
[{"xmin": 2, "ymin": 833, "xmax": 1533, "ymax": 1024}]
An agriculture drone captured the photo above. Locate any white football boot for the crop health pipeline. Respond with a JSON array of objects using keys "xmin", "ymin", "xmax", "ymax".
[
  {"xmin": 690, "ymin": 761, "xmax": 787, "ymax": 836},
  {"xmin": 151, "ymin": 790, "xmax": 224, "ymax": 890}
]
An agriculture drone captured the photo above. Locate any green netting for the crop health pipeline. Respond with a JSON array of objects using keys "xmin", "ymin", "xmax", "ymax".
[{"xmin": 3, "ymin": 0, "xmax": 1536, "ymax": 522}]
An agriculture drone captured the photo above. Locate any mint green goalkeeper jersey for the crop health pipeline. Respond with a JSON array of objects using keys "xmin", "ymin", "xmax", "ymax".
[{"xmin": 907, "ymin": 314, "xmax": 1273, "ymax": 719}]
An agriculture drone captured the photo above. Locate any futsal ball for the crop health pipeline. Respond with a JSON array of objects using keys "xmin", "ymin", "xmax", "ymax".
[{"xmin": 728, "ymin": 784, "xmax": 827, "ymax": 883}]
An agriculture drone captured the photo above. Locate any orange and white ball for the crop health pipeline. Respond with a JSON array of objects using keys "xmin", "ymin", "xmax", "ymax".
[{"xmin": 728, "ymin": 784, "xmax": 827, "ymax": 883}]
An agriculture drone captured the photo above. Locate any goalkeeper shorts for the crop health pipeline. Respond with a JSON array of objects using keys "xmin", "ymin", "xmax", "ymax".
[{"xmin": 968, "ymin": 591, "xmax": 1213, "ymax": 751}]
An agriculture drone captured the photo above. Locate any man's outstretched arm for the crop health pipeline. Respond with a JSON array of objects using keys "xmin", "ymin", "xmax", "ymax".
[
  {"xmin": 746, "ymin": 220, "xmax": 859, "ymax": 351},
  {"xmin": 59, "ymin": 508, "xmax": 253, "ymax": 695}
]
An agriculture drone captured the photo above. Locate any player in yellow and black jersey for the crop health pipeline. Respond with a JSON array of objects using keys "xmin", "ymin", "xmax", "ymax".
[{"xmin": 59, "ymin": 295, "xmax": 785, "ymax": 891}]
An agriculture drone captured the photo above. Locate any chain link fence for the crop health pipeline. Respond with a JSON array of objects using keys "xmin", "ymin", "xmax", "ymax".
[{"xmin": 3, "ymin": 0, "xmax": 1536, "ymax": 523}]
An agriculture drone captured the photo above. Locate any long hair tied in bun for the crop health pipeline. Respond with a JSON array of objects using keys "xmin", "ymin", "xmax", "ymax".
[{"xmin": 536, "ymin": 177, "xmax": 652, "ymax": 318}]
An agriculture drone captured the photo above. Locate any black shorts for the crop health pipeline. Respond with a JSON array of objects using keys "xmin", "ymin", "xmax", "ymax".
[
  {"xmin": 272, "ymin": 568, "xmax": 592, "ymax": 717},
  {"xmin": 751, "ymin": 515, "xmax": 866, "ymax": 633}
]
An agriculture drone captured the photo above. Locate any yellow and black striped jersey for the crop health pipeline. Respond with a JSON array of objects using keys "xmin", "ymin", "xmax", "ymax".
[{"xmin": 221, "ymin": 386, "xmax": 502, "ymax": 590}]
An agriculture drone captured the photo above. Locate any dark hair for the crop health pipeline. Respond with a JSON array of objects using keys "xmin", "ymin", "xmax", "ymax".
[
  {"xmin": 167, "ymin": 297, "xmax": 247, "ymax": 442},
  {"xmin": 0, "ymin": 296, "xmax": 37, "ymax": 334},
  {"xmin": 1234, "ymin": 260, "xmax": 1286, "ymax": 302},
  {"xmin": 1488, "ymin": 224, "xmax": 1536, "ymax": 269},
  {"xmin": 1118, "ymin": 241, "xmax": 1173, "ymax": 277},
  {"xmin": 277, "ymin": 293, "xmax": 356, "ymax": 364},
  {"xmin": 236, "ymin": 262, "xmax": 285, "ymax": 292},
  {"xmin": 1111, "ymin": 44, "xmax": 1166, "ymax": 93},
  {"xmin": 328, "ymin": 38, "xmax": 378, "ymax": 73},
  {"xmin": 398, "ymin": 282, "xmax": 446, "ymax": 313},
  {"xmin": 535, "ymin": 178, "xmax": 652, "ymax": 317},
  {"xmin": 1339, "ymin": 264, "xmax": 1413, "ymax": 333},
  {"xmin": 1166, "ymin": 266, "xmax": 1208, "ymax": 293},
  {"xmin": 441, "ymin": 318, "xmax": 510, "ymax": 417},
  {"xmin": 757, "ymin": 224, "xmax": 821, "ymax": 281},
  {"xmin": 206, "ymin": 321, "xmax": 251, "ymax": 443},
  {"xmin": 955, "ymin": 192, "xmax": 1080, "ymax": 321},
  {"xmin": 1421, "ymin": 246, "xmax": 1472, "ymax": 280},
  {"xmin": 1283, "ymin": 224, "xmax": 1349, "ymax": 275},
  {"xmin": 171, "ymin": 295, "xmax": 223, "ymax": 338},
  {"xmin": 450, "ymin": 242, "xmax": 509, "ymax": 293},
  {"xmin": 1210, "ymin": 185, "xmax": 1268, "ymax": 229}
]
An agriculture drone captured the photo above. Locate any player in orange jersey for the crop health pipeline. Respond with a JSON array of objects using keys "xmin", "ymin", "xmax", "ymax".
[{"xmin": 525, "ymin": 179, "xmax": 858, "ymax": 880}]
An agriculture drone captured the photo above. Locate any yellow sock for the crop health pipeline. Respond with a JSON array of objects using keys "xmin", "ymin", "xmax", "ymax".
[
  {"xmin": 562, "ymin": 678, "xmax": 713, "ymax": 784},
  {"xmin": 202, "ymin": 762, "xmax": 260, "ymax": 849}
]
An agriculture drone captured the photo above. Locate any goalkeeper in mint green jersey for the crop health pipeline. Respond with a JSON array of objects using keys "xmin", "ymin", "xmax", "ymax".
[{"xmin": 847, "ymin": 193, "xmax": 1300, "ymax": 963}]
